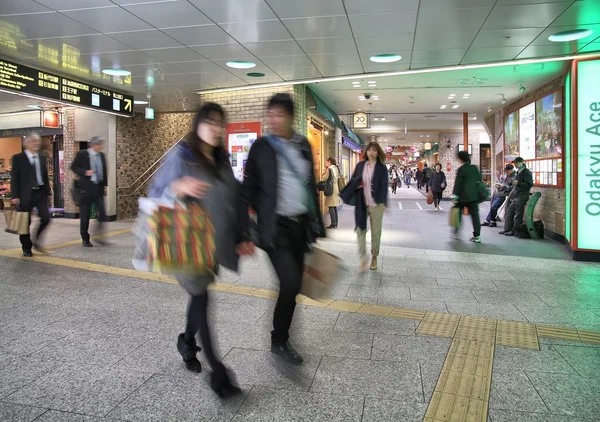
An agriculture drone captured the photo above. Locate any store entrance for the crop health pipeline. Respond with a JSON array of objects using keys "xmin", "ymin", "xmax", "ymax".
[{"xmin": 480, "ymin": 144, "xmax": 492, "ymax": 188}]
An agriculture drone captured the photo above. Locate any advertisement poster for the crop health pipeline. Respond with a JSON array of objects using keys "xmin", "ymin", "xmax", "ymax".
[
  {"xmin": 519, "ymin": 103, "xmax": 536, "ymax": 159},
  {"xmin": 504, "ymin": 111, "xmax": 519, "ymax": 161},
  {"xmin": 225, "ymin": 122, "xmax": 261, "ymax": 182},
  {"xmin": 536, "ymin": 91, "xmax": 563, "ymax": 159}
]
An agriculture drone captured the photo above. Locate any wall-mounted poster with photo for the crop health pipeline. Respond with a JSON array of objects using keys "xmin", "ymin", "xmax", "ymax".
[
  {"xmin": 536, "ymin": 90, "xmax": 563, "ymax": 159},
  {"xmin": 504, "ymin": 111, "xmax": 519, "ymax": 161},
  {"xmin": 519, "ymin": 102, "xmax": 536, "ymax": 159}
]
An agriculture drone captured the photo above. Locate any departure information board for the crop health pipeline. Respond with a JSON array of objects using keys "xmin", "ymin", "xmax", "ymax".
[{"xmin": 0, "ymin": 58, "xmax": 133, "ymax": 116}]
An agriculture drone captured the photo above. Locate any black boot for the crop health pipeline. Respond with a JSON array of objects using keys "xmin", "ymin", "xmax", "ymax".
[
  {"xmin": 177, "ymin": 333, "xmax": 202, "ymax": 373},
  {"xmin": 210, "ymin": 363, "xmax": 242, "ymax": 399},
  {"xmin": 271, "ymin": 341, "xmax": 304, "ymax": 365}
]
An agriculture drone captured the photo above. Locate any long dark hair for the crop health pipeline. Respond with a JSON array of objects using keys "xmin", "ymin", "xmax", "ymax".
[
  {"xmin": 362, "ymin": 141, "xmax": 386, "ymax": 163},
  {"xmin": 187, "ymin": 102, "xmax": 229, "ymax": 167}
]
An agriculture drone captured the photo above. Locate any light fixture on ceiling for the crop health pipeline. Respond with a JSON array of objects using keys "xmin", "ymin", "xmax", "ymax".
[
  {"xmin": 440, "ymin": 105, "xmax": 447, "ymax": 109},
  {"xmin": 487, "ymin": 106, "xmax": 493, "ymax": 113},
  {"xmin": 226, "ymin": 61, "xmax": 256, "ymax": 69},
  {"xmin": 501, "ymin": 95, "xmax": 507, "ymax": 105},
  {"xmin": 247, "ymin": 72, "xmax": 265, "ymax": 77},
  {"xmin": 452, "ymin": 105, "xmax": 460, "ymax": 109},
  {"xmin": 27, "ymin": 105, "xmax": 40, "ymax": 109},
  {"xmin": 368, "ymin": 81, "xmax": 376, "ymax": 84},
  {"xmin": 519, "ymin": 82, "xmax": 526, "ymax": 94},
  {"xmin": 324, "ymin": 130, "xmax": 329, "ymax": 135},
  {"xmin": 462, "ymin": 93, "xmax": 470, "ymax": 98},
  {"xmin": 448, "ymin": 94, "xmax": 456, "ymax": 98},
  {"xmin": 426, "ymin": 135, "xmax": 430, "ymax": 138},
  {"xmin": 424, "ymin": 141, "xmax": 432, "ymax": 150},
  {"xmin": 370, "ymin": 54, "xmax": 401, "ymax": 63},
  {"xmin": 374, "ymin": 117, "xmax": 379, "ymax": 121},
  {"xmin": 373, "ymin": 96, "xmax": 380, "ymax": 100},
  {"xmin": 549, "ymin": 29, "xmax": 594, "ymax": 42},
  {"xmin": 134, "ymin": 100, "xmax": 148, "ymax": 105},
  {"xmin": 420, "ymin": 135, "xmax": 424, "ymax": 137},
  {"xmin": 102, "ymin": 68, "xmax": 131, "ymax": 77}
]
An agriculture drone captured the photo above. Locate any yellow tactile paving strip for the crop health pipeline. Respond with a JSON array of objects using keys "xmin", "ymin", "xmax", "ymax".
[
  {"xmin": 416, "ymin": 312, "xmax": 461, "ymax": 338},
  {"xmin": 426, "ymin": 339, "xmax": 495, "ymax": 422},
  {"xmin": 496, "ymin": 321, "xmax": 539, "ymax": 350}
]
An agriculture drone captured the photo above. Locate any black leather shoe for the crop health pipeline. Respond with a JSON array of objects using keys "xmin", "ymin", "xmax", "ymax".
[
  {"xmin": 505, "ymin": 232, "xmax": 515, "ymax": 237},
  {"xmin": 82, "ymin": 241, "xmax": 93, "ymax": 247},
  {"xmin": 499, "ymin": 231, "xmax": 507, "ymax": 235},
  {"xmin": 489, "ymin": 223, "xmax": 497, "ymax": 227},
  {"xmin": 271, "ymin": 341, "xmax": 304, "ymax": 365},
  {"xmin": 482, "ymin": 221, "xmax": 490, "ymax": 226},
  {"xmin": 177, "ymin": 333, "xmax": 202, "ymax": 373},
  {"xmin": 210, "ymin": 363, "xmax": 242, "ymax": 399},
  {"xmin": 23, "ymin": 250, "xmax": 33, "ymax": 257}
]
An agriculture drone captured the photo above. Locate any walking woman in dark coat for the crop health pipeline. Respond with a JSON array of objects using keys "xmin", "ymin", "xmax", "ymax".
[{"xmin": 428, "ymin": 163, "xmax": 447, "ymax": 212}]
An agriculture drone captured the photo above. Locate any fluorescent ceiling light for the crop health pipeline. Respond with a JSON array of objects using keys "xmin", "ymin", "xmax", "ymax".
[
  {"xmin": 226, "ymin": 61, "xmax": 256, "ymax": 69},
  {"xmin": 549, "ymin": 29, "xmax": 593, "ymax": 42},
  {"xmin": 452, "ymin": 105, "xmax": 460, "ymax": 109},
  {"xmin": 134, "ymin": 100, "xmax": 148, "ymax": 105},
  {"xmin": 27, "ymin": 105, "xmax": 40, "ymax": 109},
  {"xmin": 102, "ymin": 68, "xmax": 131, "ymax": 76},
  {"xmin": 370, "ymin": 54, "xmax": 401, "ymax": 63},
  {"xmin": 368, "ymin": 81, "xmax": 376, "ymax": 84},
  {"xmin": 352, "ymin": 81, "xmax": 361, "ymax": 84},
  {"xmin": 440, "ymin": 105, "xmax": 447, "ymax": 109}
]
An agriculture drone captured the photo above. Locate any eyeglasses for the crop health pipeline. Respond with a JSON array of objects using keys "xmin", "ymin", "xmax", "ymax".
[{"xmin": 204, "ymin": 118, "xmax": 225, "ymax": 128}]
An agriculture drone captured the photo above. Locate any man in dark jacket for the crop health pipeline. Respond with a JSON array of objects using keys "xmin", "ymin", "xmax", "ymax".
[
  {"xmin": 71, "ymin": 136, "xmax": 108, "ymax": 247},
  {"xmin": 422, "ymin": 163, "xmax": 433, "ymax": 193},
  {"xmin": 483, "ymin": 164, "xmax": 516, "ymax": 227},
  {"xmin": 415, "ymin": 168, "xmax": 423, "ymax": 190},
  {"xmin": 10, "ymin": 134, "xmax": 51, "ymax": 256},
  {"xmin": 452, "ymin": 151, "xmax": 483, "ymax": 243},
  {"xmin": 500, "ymin": 157, "xmax": 534, "ymax": 236},
  {"xmin": 239, "ymin": 93, "xmax": 325, "ymax": 365}
]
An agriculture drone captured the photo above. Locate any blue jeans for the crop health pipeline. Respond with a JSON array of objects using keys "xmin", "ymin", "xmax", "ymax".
[{"xmin": 486, "ymin": 195, "xmax": 506, "ymax": 222}]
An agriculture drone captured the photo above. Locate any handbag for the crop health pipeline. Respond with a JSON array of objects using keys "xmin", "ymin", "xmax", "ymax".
[
  {"xmin": 301, "ymin": 246, "xmax": 342, "ymax": 300},
  {"xmin": 133, "ymin": 198, "xmax": 216, "ymax": 276},
  {"xmin": 4, "ymin": 207, "xmax": 29, "ymax": 235},
  {"xmin": 426, "ymin": 192, "xmax": 433, "ymax": 205},
  {"xmin": 323, "ymin": 168, "xmax": 334, "ymax": 197},
  {"xmin": 448, "ymin": 206, "xmax": 461, "ymax": 229}
]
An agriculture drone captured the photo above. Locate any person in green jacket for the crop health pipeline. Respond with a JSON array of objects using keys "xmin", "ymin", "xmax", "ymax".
[{"xmin": 452, "ymin": 151, "xmax": 483, "ymax": 243}]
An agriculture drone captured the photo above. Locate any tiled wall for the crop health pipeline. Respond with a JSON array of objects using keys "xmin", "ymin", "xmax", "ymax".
[
  {"xmin": 115, "ymin": 85, "xmax": 308, "ymax": 218},
  {"xmin": 437, "ymin": 132, "xmax": 486, "ymax": 197},
  {"xmin": 63, "ymin": 109, "xmax": 78, "ymax": 217},
  {"xmin": 482, "ymin": 75, "xmax": 566, "ymax": 236}
]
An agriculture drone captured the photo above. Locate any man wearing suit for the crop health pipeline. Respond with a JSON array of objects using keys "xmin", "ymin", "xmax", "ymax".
[
  {"xmin": 71, "ymin": 136, "xmax": 108, "ymax": 247},
  {"xmin": 10, "ymin": 134, "xmax": 51, "ymax": 257}
]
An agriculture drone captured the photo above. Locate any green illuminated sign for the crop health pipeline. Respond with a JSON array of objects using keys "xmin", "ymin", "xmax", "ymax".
[
  {"xmin": 577, "ymin": 60, "xmax": 600, "ymax": 250},
  {"xmin": 565, "ymin": 71, "xmax": 571, "ymax": 242}
]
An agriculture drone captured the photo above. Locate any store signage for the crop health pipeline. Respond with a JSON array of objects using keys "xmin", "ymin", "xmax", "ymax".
[
  {"xmin": 342, "ymin": 137, "xmax": 361, "ymax": 152},
  {"xmin": 519, "ymin": 102, "xmax": 536, "ymax": 159},
  {"xmin": 42, "ymin": 110, "xmax": 60, "ymax": 128},
  {"xmin": 577, "ymin": 59, "xmax": 600, "ymax": 251},
  {"xmin": 145, "ymin": 107, "xmax": 155, "ymax": 120},
  {"xmin": 225, "ymin": 122, "xmax": 261, "ymax": 181},
  {"xmin": 0, "ymin": 127, "xmax": 63, "ymax": 138},
  {"xmin": 352, "ymin": 112, "xmax": 369, "ymax": 129},
  {"xmin": 0, "ymin": 58, "xmax": 133, "ymax": 117}
]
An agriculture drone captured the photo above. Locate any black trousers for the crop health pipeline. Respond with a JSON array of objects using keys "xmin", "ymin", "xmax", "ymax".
[
  {"xmin": 458, "ymin": 201, "xmax": 481, "ymax": 237},
  {"xmin": 184, "ymin": 292, "xmax": 219, "ymax": 370},
  {"xmin": 268, "ymin": 217, "xmax": 306, "ymax": 345},
  {"xmin": 391, "ymin": 180, "xmax": 398, "ymax": 193},
  {"xmin": 328, "ymin": 206, "xmax": 338, "ymax": 227},
  {"xmin": 424, "ymin": 180, "xmax": 430, "ymax": 193},
  {"xmin": 19, "ymin": 190, "xmax": 50, "ymax": 251},
  {"xmin": 79, "ymin": 185, "xmax": 106, "ymax": 241},
  {"xmin": 432, "ymin": 191, "xmax": 443, "ymax": 207},
  {"xmin": 504, "ymin": 194, "xmax": 528, "ymax": 233}
]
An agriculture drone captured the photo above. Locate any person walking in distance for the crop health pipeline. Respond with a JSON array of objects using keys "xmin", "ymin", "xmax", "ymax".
[
  {"xmin": 71, "ymin": 137, "xmax": 108, "ymax": 247},
  {"xmin": 482, "ymin": 163, "xmax": 516, "ymax": 227},
  {"xmin": 428, "ymin": 163, "xmax": 447, "ymax": 212},
  {"xmin": 10, "ymin": 134, "xmax": 51, "ymax": 257},
  {"xmin": 500, "ymin": 157, "xmax": 533, "ymax": 236},
  {"xmin": 415, "ymin": 167, "xmax": 423, "ymax": 190},
  {"xmin": 390, "ymin": 166, "xmax": 399, "ymax": 194},
  {"xmin": 452, "ymin": 151, "xmax": 483, "ymax": 243},
  {"xmin": 423, "ymin": 163, "xmax": 433, "ymax": 194},
  {"xmin": 239, "ymin": 93, "xmax": 326, "ymax": 365},
  {"xmin": 405, "ymin": 167, "xmax": 413, "ymax": 188},
  {"xmin": 350, "ymin": 142, "xmax": 388, "ymax": 271},
  {"xmin": 323, "ymin": 157, "xmax": 340, "ymax": 229}
]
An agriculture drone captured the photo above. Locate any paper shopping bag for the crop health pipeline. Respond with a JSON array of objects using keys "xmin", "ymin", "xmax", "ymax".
[
  {"xmin": 448, "ymin": 206, "xmax": 461, "ymax": 229},
  {"xmin": 4, "ymin": 208, "xmax": 29, "ymax": 235},
  {"xmin": 301, "ymin": 247, "xmax": 342, "ymax": 300}
]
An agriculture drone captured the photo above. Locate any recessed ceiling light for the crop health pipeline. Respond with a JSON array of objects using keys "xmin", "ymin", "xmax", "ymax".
[
  {"xmin": 427, "ymin": 135, "xmax": 430, "ymax": 137},
  {"xmin": 27, "ymin": 105, "xmax": 40, "ymax": 109},
  {"xmin": 448, "ymin": 94, "xmax": 456, "ymax": 97},
  {"xmin": 381, "ymin": 118, "xmax": 385, "ymax": 121},
  {"xmin": 452, "ymin": 105, "xmax": 460, "ymax": 109},
  {"xmin": 368, "ymin": 81, "xmax": 376, "ymax": 84},
  {"xmin": 549, "ymin": 29, "xmax": 594, "ymax": 42},
  {"xmin": 370, "ymin": 54, "xmax": 402, "ymax": 63},
  {"xmin": 374, "ymin": 118, "xmax": 379, "ymax": 121},
  {"xmin": 102, "ymin": 68, "xmax": 131, "ymax": 76},
  {"xmin": 247, "ymin": 72, "xmax": 265, "ymax": 77},
  {"xmin": 440, "ymin": 105, "xmax": 447, "ymax": 109},
  {"xmin": 134, "ymin": 100, "xmax": 148, "ymax": 105},
  {"xmin": 420, "ymin": 135, "xmax": 423, "ymax": 137},
  {"xmin": 226, "ymin": 61, "xmax": 256, "ymax": 69}
]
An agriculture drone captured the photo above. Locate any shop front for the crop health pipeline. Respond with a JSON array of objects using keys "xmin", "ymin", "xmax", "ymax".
[{"xmin": 341, "ymin": 137, "xmax": 361, "ymax": 178}]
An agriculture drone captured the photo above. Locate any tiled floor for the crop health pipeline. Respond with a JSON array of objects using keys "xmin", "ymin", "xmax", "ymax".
[{"xmin": 1, "ymin": 188, "xmax": 599, "ymax": 421}]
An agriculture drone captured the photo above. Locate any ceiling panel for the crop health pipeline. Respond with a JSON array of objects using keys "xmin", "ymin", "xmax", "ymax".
[
  {"xmin": 62, "ymin": 6, "xmax": 153, "ymax": 33},
  {"xmin": 344, "ymin": 0, "xmax": 420, "ymax": 15},
  {"xmin": 124, "ymin": 62, "xmax": 189, "ymax": 76},
  {"xmin": 532, "ymin": 23, "xmax": 600, "ymax": 46},
  {"xmin": 260, "ymin": 55, "xmax": 316, "ymax": 71},
  {"xmin": 349, "ymin": 12, "xmax": 418, "ymax": 37},
  {"xmin": 308, "ymin": 53, "xmax": 363, "ymax": 68},
  {"xmin": 221, "ymin": 20, "xmax": 292, "ymax": 43},
  {"xmin": 110, "ymin": 0, "xmax": 180, "ymax": 4},
  {"xmin": 276, "ymin": 66, "xmax": 322, "ymax": 80},
  {"xmin": 0, "ymin": 1, "xmax": 52, "ymax": 14},
  {"xmin": 33, "ymin": 35, "xmax": 133, "ymax": 54},
  {"xmin": 123, "ymin": 1, "xmax": 212, "ymax": 29},
  {"xmin": 363, "ymin": 61, "xmax": 411, "ymax": 73},
  {"xmin": 188, "ymin": 0, "xmax": 277, "ymax": 23},
  {"xmin": 266, "ymin": 0, "xmax": 345, "ymax": 19},
  {"xmin": 517, "ymin": 43, "xmax": 581, "ymax": 59},
  {"xmin": 243, "ymin": 40, "xmax": 306, "ymax": 57},
  {"xmin": 471, "ymin": 28, "xmax": 545, "ymax": 48},
  {"xmin": 413, "ymin": 30, "xmax": 478, "ymax": 49},
  {"xmin": 355, "ymin": 34, "xmax": 415, "ymax": 52},
  {"xmin": 95, "ymin": 50, "xmax": 161, "ymax": 66},
  {"xmin": 140, "ymin": 47, "xmax": 206, "ymax": 62},
  {"xmin": 416, "ymin": 7, "xmax": 493, "ymax": 32},
  {"xmin": 282, "ymin": 16, "xmax": 352, "ymax": 39},
  {"xmin": 163, "ymin": 25, "xmax": 236, "ymax": 46},
  {"xmin": 579, "ymin": 40, "xmax": 600, "ymax": 53},
  {"xmin": 420, "ymin": 0, "xmax": 497, "ymax": 9},
  {"xmin": 199, "ymin": 73, "xmax": 247, "ymax": 87},
  {"xmin": 551, "ymin": 1, "xmax": 600, "ymax": 26},
  {"xmin": 461, "ymin": 47, "xmax": 525, "ymax": 64},
  {"xmin": 411, "ymin": 48, "xmax": 466, "ymax": 65},
  {"xmin": 1, "ymin": 12, "xmax": 99, "ymax": 39},
  {"xmin": 191, "ymin": 43, "xmax": 254, "ymax": 60},
  {"xmin": 295, "ymin": 38, "xmax": 358, "ymax": 55},
  {"xmin": 319, "ymin": 65, "xmax": 366, "ymax": 77},
  {"xmin": 108, "ymin": 30, "xmax": 183, "ymax": 49},
  {"xmin": 483, "ymin": 3, "xmax": 574, "ymax": 30},
  {"xmin": 34, "ymin": 0, "xmax": 116, "ymax": 10},
  {"xmin": 497, "ymin": 0, "xmax": 576, "ymax": 4},
  {"xmin": 170, "ymin": 60, "xmax": 224, "ymax": 73}
]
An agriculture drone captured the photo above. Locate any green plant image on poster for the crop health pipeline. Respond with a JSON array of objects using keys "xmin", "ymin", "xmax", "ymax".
[
  {"xmin": 536, "ymin": 91, "xmax": 563, "ymax": 159},
  {"xmin": 576, "ymin": 60, "xmax": 600, "ymax": 251},
  {"xmin": 565, "ymin": 72, "xmax": 571, "ymax": 243},
  {"xmin": 504, "ymin": 111, "xmax": 519, "ymax": 162}
]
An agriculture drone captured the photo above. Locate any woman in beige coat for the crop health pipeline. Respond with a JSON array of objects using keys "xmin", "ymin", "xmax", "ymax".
[{"xmin": 322, "ymin": 157, "xmax": 340, "ymax": 229}]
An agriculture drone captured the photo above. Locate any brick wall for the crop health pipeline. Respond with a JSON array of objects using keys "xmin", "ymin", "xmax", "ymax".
[
  {"xmin": 115, "ymin": 84, "xmax": 310, "ymax": 218},
  {"xmin": 63, "ymin": 109, "xmax": 78, "ymax": 217},
  {"xmin": 437, "ymin": 131, "xmax": 487, "ymax": 197}
]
